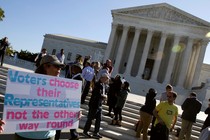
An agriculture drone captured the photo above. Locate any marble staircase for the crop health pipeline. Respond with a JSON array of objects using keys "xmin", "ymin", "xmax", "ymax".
[{"xmin": 0, "ymin": 66, "xmax": 203, "ymax": 140}]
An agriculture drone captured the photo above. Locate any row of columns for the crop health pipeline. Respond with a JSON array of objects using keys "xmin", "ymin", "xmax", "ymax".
[{"xmin": 104, "ymin": 23, "xmax": 208, "ymax": 88}]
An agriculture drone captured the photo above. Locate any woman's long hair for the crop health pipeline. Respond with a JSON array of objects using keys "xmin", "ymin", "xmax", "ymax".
[{"xmin": 35, "ymin": 64, "xmax": 47, "ymax": 74}]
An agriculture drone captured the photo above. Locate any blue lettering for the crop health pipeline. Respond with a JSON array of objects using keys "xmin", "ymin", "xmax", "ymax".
[
  {"xmin": 4, "ymin": 94, "xmax": 14, "ymax": 106},
  {"xmin": 8, "ymin": 71, "xmax": 18, "ymax": 82},
  {"xmin": 18, "ymin": 75, "xmax": 24, "ymax": 83},
  {"xmin": 42, "ymin": 79, "xmax": 47, "ymax": 85}
]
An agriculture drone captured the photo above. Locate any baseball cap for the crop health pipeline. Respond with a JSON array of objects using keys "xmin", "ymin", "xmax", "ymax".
[{"xmin": 101, "ymin": 72, "xmax": 110, "ymax": 79}]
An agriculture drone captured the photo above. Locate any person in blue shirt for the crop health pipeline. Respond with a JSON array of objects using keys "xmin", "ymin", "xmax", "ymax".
[{"xmin": 81, "ymin": 60, "xmax": 94, "ymax": 104}]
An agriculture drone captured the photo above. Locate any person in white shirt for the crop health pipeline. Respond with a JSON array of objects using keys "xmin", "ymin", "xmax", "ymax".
[{"xmin": 56, "ymin": 49, "xmax": 65, "ymax": 64}]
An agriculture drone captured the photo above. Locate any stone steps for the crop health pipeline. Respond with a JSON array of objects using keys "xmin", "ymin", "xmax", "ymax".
[
  {"xmin": 81, "ymin": 97, "xmax": 201, "ymax": 140},
  {"xmin": 0, "ymin": 66, "xmax": 203, "ymax": 140}
]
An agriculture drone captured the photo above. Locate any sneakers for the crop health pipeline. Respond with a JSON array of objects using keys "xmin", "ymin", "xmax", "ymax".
[
  {"xmin": 82, "ymin": 132, "xmax": 91, "ymax": 138},
  {"xmin": 92, "ymin": 133, "xmax": 103, "ymax": 139}
]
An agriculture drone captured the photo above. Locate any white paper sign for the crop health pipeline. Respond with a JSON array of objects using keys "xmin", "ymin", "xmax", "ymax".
[{"xmin": 3, "ymin": 69, "xmax": 82, "ymax": 132}]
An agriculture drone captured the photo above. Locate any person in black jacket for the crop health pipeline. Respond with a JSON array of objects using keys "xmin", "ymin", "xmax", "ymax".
[
  {"xmin": 111, "ymin": 81, "xmax": 130, "ymax": 126},
  {"xmin": 178, "ymin": 92, "xmax": 202, "ymax": 140},
  {"xmin": 83, "ymin": 73, "xmax": 110, "ymax": 139},
  {"xmin": 136, "ymin": 88, "xmax": 157, "ymax": 140},
  {"xmin": 201, "ymin": 99, "xmax": 210, "ymax": 132},
  {"xmin": 0, "ymin": 37, "xmax": 9, "ymax": 66},
  {"xmin": 106, "ymin": 75, "xmax": 122, "ymax": 117}
]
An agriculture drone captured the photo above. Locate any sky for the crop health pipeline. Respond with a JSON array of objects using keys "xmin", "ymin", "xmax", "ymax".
[{"xmin": 0, "ymin": 0, "xmax": 210, "ymax": 64}]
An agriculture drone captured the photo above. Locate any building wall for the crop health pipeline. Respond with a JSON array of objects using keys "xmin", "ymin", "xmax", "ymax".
[
  {"xmin": 199, "ymin": 64, "xmax": 210, "ymax": 85},
  {"xmin": 42, "ymin": 34, "xmax": 106, "ymax": 63}
]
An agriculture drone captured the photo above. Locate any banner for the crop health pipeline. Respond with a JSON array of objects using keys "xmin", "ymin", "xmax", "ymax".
[{"xmin": 3, "ymin": 69, "xmax": 82, "ymax": 132}]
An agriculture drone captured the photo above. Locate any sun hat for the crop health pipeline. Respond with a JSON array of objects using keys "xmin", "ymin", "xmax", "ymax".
[{"xmin": 40, "ymin": 55, "xmax": 65, "ymax": 68}]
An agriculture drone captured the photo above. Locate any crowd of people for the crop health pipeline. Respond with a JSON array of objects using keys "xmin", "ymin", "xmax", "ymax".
[
  {"xmin": 1, "ymin": 46, "xmax": 210, "ymax": 140},
  {"xmin": 0, "ymin": 47, "xmax": 131, "ymax": 140}
]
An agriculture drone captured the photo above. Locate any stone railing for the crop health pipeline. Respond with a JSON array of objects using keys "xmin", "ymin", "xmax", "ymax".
[{"xmin": 4, "ymin": 56, "xmax": 36, "ymax": 70}]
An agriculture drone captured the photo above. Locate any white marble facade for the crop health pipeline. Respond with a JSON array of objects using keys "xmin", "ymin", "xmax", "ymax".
[
  {"xmin": 41, "ymin": 3, "xmax": 210, "ymax": 108},
  {"xmin": 42, "ymin": 34, "xmax": 106, "ymax": 63},
  {"xmin": 104, "ymin": 3, "xmax": 210, "ymax": 97}
]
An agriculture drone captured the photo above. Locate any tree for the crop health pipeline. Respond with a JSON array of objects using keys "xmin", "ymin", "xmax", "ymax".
[
  {"xmin": 18, "ymin": 50, "xmax": 37, "ymax": 62},
  {"xmin": 0, "ymin": 8, "xmax": 5, "ymax": 21},
  {"xmin": 6, "ymin": 46, "xmax": 15, "ymax": 56}
]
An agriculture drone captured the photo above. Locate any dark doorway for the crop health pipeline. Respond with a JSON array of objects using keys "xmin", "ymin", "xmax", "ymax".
[{"xmin": 142, "ymin": 59, "xmax": 154, "ymax": 80}]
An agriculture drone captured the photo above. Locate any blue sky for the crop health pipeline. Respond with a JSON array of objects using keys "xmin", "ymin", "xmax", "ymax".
[{"xmin": 1, "ymin": 0, "xmax": 210, "ymax": 64}]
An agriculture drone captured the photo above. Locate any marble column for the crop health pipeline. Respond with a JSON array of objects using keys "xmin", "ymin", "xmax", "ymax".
[
  {"xmin": 103, "ymin": 23, "xmax": 118, "ymax": 62},
  {"xmin": 164, "ymin": 35, "xmax": 180, "ymax": 84},
  {"xmin": 186, "ymin": 45, "xmax": 199, "ymax": 88},
  {"xmin": 125, "ymin": 28, "xmax": 141, "ymax": 76},
  {"xmin": 191, "ymin": 41, "xmax": 208, "ymax": 87},
  {"xmin": 114, "ymin": 26, "xmax": 129, "ymax": 73},
  {"xmin": 137, "ymin": 30, "xmax": 154, "ymax": 78},
  {"xmin": 177, "ymin": 37, "xmax": 193, "ymax": 87},
  {"xmin": 150, "ymin": 32, "xmax": 167, "ymax": 81}
]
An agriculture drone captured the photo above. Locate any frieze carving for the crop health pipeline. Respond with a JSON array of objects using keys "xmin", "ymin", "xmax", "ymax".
[{"xmin": 119, "ymin": 7, "xmax": 206, "ymax": 26}]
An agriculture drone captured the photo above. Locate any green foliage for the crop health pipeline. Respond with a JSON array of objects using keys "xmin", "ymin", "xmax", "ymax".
[
  {"xmin": 6, "ymin": 46, "xmax": 15, "ymax": 56},
  {"xmin": 18, "ymin": 50, "xmax": 38, "ymax": 62},
  {"xmin": 0, "ymin": 8, "xmax": 5, "ymax": 21}
]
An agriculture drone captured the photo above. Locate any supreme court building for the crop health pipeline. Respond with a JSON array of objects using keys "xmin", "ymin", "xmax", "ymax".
[{"xmin": 42, "ymin": 3, "xmax": 210, "ymax": 107}]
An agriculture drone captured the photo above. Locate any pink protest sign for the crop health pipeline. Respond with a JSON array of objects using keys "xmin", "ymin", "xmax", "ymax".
[{"xmin": 3, "ymin": 69, "xmax": 82, "ymax": 132}]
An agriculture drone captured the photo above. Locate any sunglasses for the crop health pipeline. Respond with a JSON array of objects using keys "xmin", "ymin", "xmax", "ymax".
[{"xmin": 48, "ymin": 64, "xmax": 61, "ymax": 69}]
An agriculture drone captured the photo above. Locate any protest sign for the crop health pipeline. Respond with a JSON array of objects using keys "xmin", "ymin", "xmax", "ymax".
[{"xmin": 3, "ymin": 69, "xmax": 82, "ymax": 132}]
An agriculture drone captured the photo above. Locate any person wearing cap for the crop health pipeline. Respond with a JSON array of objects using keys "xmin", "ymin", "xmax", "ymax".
[
  {"xmin": 55, "ymin": 62, "xmax": 83, "ymax": 140},
  {"xmin": 15, "ymin": 55, "xmax": 67, "ymax": 140},
  {"xmin": 65, "ymin": 55, "xmax": 83, "ymax": 78},
  {"xmin": 83, "ymin": 73, "xmax": 110, "ymax": 139},
  {"xmin": 136, "ymin": 88, "xmax": 157, "ymax": 140},
  {"xmin": 111, "ymin": 81, "xmax": 130, "ymax": 126},
  {"xmin": 81, "ymin": 60, "xmax": 95, "ymax": 104},
  {"xmin": 178, "ymin": 92, "xmax": 202, "ymax": 140},
  {"xmin": 150, "ymin": 91, "xmax": 178, "ymax": 140}
]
